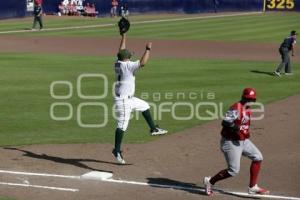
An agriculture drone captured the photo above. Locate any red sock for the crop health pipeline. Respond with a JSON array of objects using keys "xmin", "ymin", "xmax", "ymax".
[
  {"xmin": 210, "ymin": 169, "xmax": 232, "ymax": 185},
  {"xmin": 250, "ymin": 161, "xmax": 261, "ymax": 187}
]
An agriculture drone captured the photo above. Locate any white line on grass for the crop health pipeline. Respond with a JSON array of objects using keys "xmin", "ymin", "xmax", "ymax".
[
  {"xmin": 0, "ymin": 12, "xmax": 263, "ymax": 34},
  {"xmin": 0, "ymin": 182, "xmax": 79, "ymax": 192}
]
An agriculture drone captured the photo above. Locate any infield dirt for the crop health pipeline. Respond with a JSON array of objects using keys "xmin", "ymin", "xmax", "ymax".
[{"xmin": 1, "ymin": 36, "xmax": 300, "ymax": 62}]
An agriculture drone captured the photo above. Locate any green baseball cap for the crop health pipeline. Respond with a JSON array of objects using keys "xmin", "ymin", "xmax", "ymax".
[{"xmin": 117, "ymin": 49, "xmax": 132, "ymax": 61}]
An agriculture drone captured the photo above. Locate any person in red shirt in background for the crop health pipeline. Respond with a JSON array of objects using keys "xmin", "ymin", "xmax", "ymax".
[
  {"xmin": 203, "ymin": 88, "xmax": 269, "ymax": 196},
  {"xmin": 71, "ymin": 1, "xmax": 79, "ymax": 16},
  {"xmin": 83, "ymin": 3, "xmax": 91, "ymax": 16},
  {"xmin": 35, "ymin": 0, "xmax": 42, "ymax": 6},
  {"xmin": 32, "ymin": 0, "xmax": 43, "ymax": 30},
  {"xmin": 111, "ymin": 0, "xmax": 118, "ymax": 18}
]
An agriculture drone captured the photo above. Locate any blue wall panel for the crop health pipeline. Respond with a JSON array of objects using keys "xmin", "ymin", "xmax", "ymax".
[
  {"xmin": 0, "ymin": 0, "xmax": 26, "ymax": 19},
  {"xmin": 43, "ymin": 0, "xmax": 61, "ymax": 13}
]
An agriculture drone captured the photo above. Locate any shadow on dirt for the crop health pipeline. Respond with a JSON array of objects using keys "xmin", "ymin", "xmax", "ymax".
[
  {"xmin": 147, "ymin": 178, "xmax": 260, "ymax": 199},
  {"xmin": 147, "ymin": 177, "xmax": 206, "ymax": 195},
  {"xmin": 4, "ymin": 147, "xmax": 131, "ymax": 172}
]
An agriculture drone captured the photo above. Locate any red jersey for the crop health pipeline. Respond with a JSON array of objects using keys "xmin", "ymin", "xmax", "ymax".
[
  {"xmin": 221, "ymin": 102, "xmax": 251, "ymax": 140},
  {"xmin": 112, "ymin": 0, "xmax": 118, "ymax": 6},
  {"xmin": 34, "ymin": 0, "xmax": 43, "ymax": 6}
]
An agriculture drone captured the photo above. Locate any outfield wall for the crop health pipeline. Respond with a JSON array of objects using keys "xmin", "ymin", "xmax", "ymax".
[
  {"xmin": 1, "ymin": 0, "xmax": 300, "ymax": 19},
  {"xmin": 0, "ymin": 0, "xmax": 27, "ymax": 19},
  {"xmin": 120, "ymin": 0, "xmax": 263, "ymax": 13},
  {"xmin": 42, "ymin": 0, "xmax": 264, "ymax": 15}
]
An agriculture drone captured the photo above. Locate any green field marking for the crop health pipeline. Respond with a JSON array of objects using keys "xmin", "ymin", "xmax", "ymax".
[
  {"xmin": 1, "ymin": 12, "xmax": 299, "ymax": 42},
  {"xmin": 0, "ymin": 53, "xmax": 299, "ymax": 146}
]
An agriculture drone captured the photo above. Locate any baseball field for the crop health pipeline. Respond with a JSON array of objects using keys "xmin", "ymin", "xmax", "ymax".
[{"xmin": 0, "ymin": 11, "xmax": 299, "ymax": 200}]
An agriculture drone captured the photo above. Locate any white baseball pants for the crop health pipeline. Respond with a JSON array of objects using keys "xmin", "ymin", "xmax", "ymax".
[
  {"xmin": 221, "ymin": 137, "xmax": 263, "ymax": 176},
  {"xmin": 115, "ymin": 96, "xmax": 150, "ymax": 131}
]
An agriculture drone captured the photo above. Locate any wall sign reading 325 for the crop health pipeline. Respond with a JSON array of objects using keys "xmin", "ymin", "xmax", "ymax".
[{"xmin": 266, "ymin": 0, "xmax": 295, "ymax": 9}]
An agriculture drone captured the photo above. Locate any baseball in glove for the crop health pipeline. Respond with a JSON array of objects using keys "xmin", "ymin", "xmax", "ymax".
[{"xmin": 118, "ymin": 17, "xmax": 130, "ymax": 35}]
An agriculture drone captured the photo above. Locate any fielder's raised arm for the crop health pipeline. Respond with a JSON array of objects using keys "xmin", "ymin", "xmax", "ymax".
[
  {"xmin": 119, "ymin": 33, "xmax": 126, "ymax": 51},
  {"xmin": 140, "ymin": 42, "xmax": 152, "ymax": 67}
]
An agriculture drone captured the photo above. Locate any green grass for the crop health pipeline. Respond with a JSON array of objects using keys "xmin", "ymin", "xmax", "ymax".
[
  {"xmin": 1, "ymin": 12, "xmax": 299, "ymax": 42},
  {"xmin": 0, "ymin": 53, "xmax": 299, "ymax": 146},
  {"xmin": 0, "ymin": 197, "xmax": 15, "ymax": 200},
  {"xmin": 0, "ymin": 14, "xmax": 191, "ymax": 32},
  {"xmin": 0, "ymin": 12, "xmax": 299, "ymax": 146}
]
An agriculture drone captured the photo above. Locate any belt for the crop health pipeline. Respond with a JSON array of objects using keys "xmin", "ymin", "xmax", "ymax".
[
  {"xmin": 115, "ymin": 94, "xmax": 133, "ymax": 98},
  {"xmin": 280, "ymin": 46, "xmax": 289, "ymax": 50}
]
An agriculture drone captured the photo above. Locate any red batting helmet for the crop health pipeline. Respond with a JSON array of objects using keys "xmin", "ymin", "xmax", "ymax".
[{"xmin": 242, "ymin": 88, "xmax": 256, "ymax": 100}]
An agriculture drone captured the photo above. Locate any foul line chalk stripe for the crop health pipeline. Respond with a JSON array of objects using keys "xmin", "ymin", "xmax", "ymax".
[
  {"xmin": 104, "ymin": 178, "xmax": 199, "ymax": 190},
  {"xmin": 0, "ymin": 12, "xmax": 263, "ymax": 34},
  {"xmin": 0, "ymin": 182, "xmax": 79, "ymax": 192},
  {"xmin": 217, "ymin": 190, "xmax": 300, "ymax": 200},
  {"xmin": 103, "ymin": 179, "xmax": 300, "ymax": 200},
  {"xmin": 0, "ymin": 170, "xmax": 80, "ymax": 179},
  {"xmin": 1, "ymin": 169, "xmax": 299, "ymax": 199}
]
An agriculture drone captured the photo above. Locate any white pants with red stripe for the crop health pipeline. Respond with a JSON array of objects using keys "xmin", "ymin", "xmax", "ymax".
[
  {"xmin": 221, "ymin": 137, "xmax": 263, "ymax": 176},
  {"xmin": 115, "ymin": 96, "xmax": 150, "ymax": 131}
]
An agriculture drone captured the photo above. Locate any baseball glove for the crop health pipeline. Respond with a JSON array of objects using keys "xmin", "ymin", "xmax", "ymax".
[{"xmin": 118, "ymin": 17, "xmax": 130, "ymax": 35}]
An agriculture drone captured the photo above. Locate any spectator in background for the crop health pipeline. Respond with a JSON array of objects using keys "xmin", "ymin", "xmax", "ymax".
[
  {"xmin": 32, "ymin": 0, "xmax": 43, "ymax": 30},
  {"xmin": 58, "ymin": 1, "xmax": 67, "ymax": 16},
  {"xmin": 83, "ymin": 3, "xmax": 98, "ymax": 17},
  {"xmin": 90, "ymin": 4, "xmax": 99, "ymax": 17},
  {"xmin": 65, "ymin": 0, "xmax": 77, "ymax": 15},
  {"xmin": 84, "ymin": 3, "xmax": 91, "ymax": 16},
  {"xmin": 62, "ymin": 0, "xmax": 69, "ymax": 6},
  {"xmin": 120, "ymin": 3, "xmax": 129, "ymax": 17},
  {"xmin": 118, "ymin": 0, "xmax": 123, "ymax": 16},
  {"xmin": 71, "ymin": 1, "xmax": 79, "ymax": 16},
  {"xmin": 67, "ymin": 0, "xmax": 77, "ymax": 15},
  {"xmin": 76, "ymin": 0, "xmax": 85, "ymax": 14},
  {"xmin": 58, "ymin": 0, "xmax": 96, "ymax": 17},
  {"xmin": 213, "ymin": 0, "xmax": 219, "ymax": 13},
  {"xmin": 111, "ymin": 0, "xmax": 118, "ymax": 18}
]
